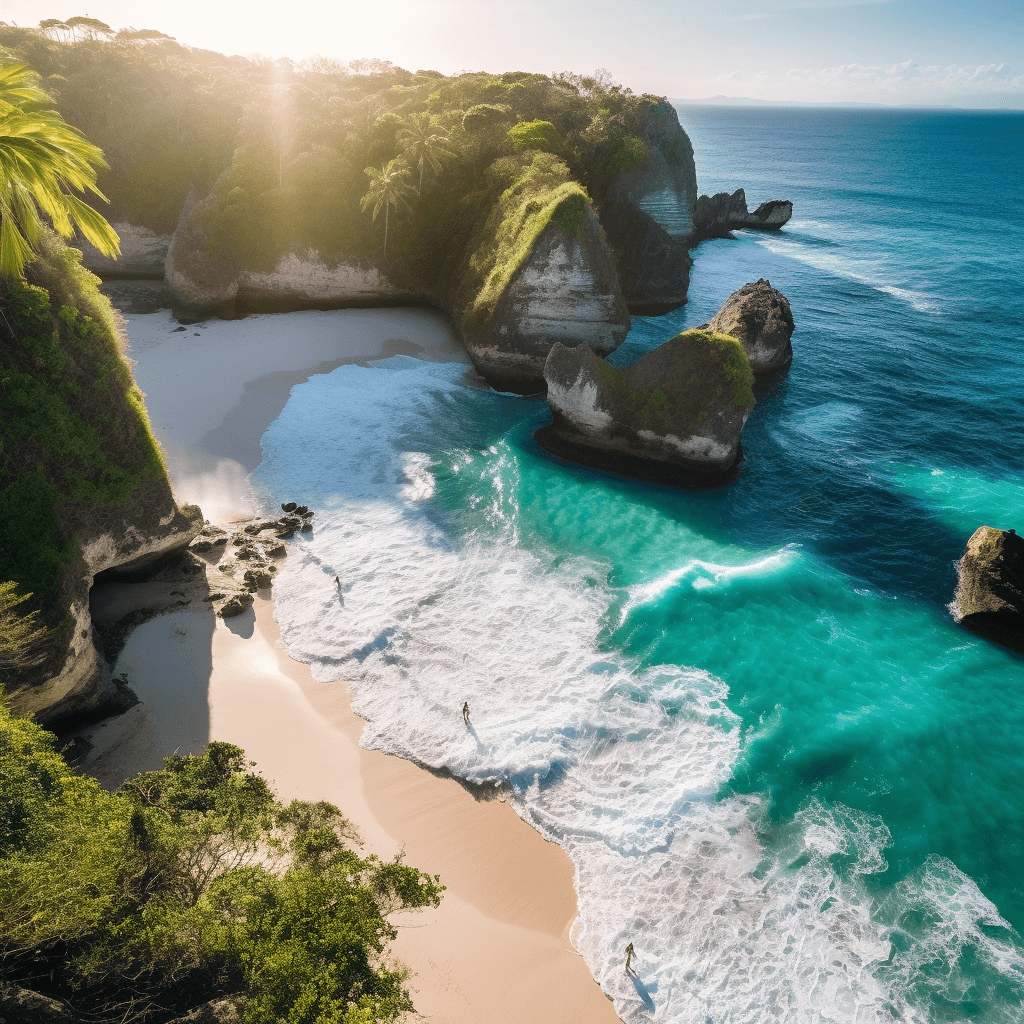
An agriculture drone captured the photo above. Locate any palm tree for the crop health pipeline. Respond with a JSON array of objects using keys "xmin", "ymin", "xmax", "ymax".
[
  {"xmin": 397, "ymin": 113, "xmax": 452, "ymax": 194},
  {"xmin": 0, "ymin": 60, "xmax": 119, "ymax": 277},
  {"xmin": 359, "ymin": 158, "xmax": 412, "ymax": 259}
]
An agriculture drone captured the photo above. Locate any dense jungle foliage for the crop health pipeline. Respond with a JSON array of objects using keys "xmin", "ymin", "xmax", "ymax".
[
  {"xmin": 0, "ymin": 687, "xmax": 442, "ymax": 1023},
  {"xmin": 0, "ymin": 22, "xmax": 680, "ymax": 316},
  {"xmin": 0, "ymin": 233, "xmax": 166, "ymax": 622}
]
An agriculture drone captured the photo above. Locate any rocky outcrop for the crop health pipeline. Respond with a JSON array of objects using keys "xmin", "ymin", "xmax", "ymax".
[
  {"xmin": 78, "ymin": 221, "xmax": 170, "ymax": 278},
  {"xmin": 8, "ymin": 495, "xmax": 203, "ymax": 730},
  {"xmin": 463, "ymin": 206, "xmax": 630, "ymax": 394},
  {"xmin": 0, "ymin": 983, "xmax": 80, "ymax": 1023},
  {"xmin": 692, "ymin": 188, "xmax": 792, "ymax": 240},
  {"xmin": 600, "ymin": 100, "xmax": 697, "ymax": 313},
  {"xmin": 953, "ymin": 527, "xmax": 1024, "ymax": 654},
  {"xmin": 707, "ymin": 279, "xmax": 795, "ymax": 375},
  {"xmin": 536, "ymin": 329, "xmax": 756, "ymax": 483},
  {"xmin": 164, "ymin": 196, "xmax": 417, "ymax": 318},
  {"xmin": 599, "ymin": 195, "xmax": 692, "ymax": 315}
]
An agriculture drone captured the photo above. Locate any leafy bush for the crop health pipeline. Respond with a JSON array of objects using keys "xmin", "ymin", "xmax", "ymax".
[{"xmin": 0, "ymin": 693, "xmax": 443, "ymax": 1023}]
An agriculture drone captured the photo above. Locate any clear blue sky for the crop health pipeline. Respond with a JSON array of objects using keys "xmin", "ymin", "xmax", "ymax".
[{"xmin": 4, "ymin": 0, "xmax": 1023, "ymax": 107}]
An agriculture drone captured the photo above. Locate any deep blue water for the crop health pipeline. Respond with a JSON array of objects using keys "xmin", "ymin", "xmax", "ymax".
[{"xmin": 253, "ymin": 107, "xmax": 1024, "ymax": 1022}]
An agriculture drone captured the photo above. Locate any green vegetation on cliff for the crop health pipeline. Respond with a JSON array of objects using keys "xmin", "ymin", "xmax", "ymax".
[
  {"xmin": 0, "ymin": 684, "xmax": 442, "ymax": 1023},
  {"xmin": 0, "ymin": 232, "xmax": 165, "ymax": 616},
  {"xmin": 0, "ymin": 25, "xmax": 681, "ymax": 316}
]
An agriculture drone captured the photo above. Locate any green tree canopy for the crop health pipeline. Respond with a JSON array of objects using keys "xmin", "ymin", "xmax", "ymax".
[
  {"xmin": 360, "ymin": 157, "xmax": 412, "ymax": 258},
  {"xmin": 397, "ymin": 112, "xmax": 452, "ymax": 194},
  {"xmin": 0, "ymin": 60, "xmax": 119, "ymax": 276}
]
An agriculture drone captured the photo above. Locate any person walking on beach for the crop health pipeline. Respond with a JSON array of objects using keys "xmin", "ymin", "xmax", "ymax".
[
  {"xmin": 625, "ymin": 941, "xmax": 635, "ymax": 975},
  {"xmin": 462, "ymin": 701, "xmax": 470, "ymax": 725}
]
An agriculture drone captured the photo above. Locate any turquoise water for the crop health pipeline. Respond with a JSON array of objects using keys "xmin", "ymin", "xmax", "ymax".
[{"xmin": 253, "ymin": 108, "xmax": 1024, "ymax": 1021}]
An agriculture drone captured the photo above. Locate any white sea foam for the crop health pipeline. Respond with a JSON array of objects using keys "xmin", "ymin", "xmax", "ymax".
[
  {"xmin": 748, "ymin": 233, "xmax": 942, "ymax": 314},
  {"xmin": 254, "ymin": 352, "xmax": 1020, "ymax": 1023}
]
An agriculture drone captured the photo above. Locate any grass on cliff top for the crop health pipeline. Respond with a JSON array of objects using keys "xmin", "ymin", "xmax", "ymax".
[
  {"xmin": 460, "ymin": 151, "xmax": 592, "ymax": 335},
  {"xmin": 0, "ymin": 233, "xmax": 166, "ymax": 614}
]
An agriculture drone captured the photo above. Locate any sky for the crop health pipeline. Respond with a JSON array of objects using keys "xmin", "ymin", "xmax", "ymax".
[{"xmin": 4, "ymin": 0, "xmax": 1023, "ymax": 107}]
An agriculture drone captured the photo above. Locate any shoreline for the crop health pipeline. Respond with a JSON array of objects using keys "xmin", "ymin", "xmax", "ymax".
[{"xmin": 80, "ymin": 303, "xmax": 621, "ymax": 1023}]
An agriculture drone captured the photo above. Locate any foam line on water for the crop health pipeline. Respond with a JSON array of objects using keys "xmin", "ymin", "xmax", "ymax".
[
  {"xmin": 748, "ymin": 232, "xmax": 942, "ymax": 314},
  {"xmin": 620, "ymin": 547, "xmax": 800, "ymax": 623}
]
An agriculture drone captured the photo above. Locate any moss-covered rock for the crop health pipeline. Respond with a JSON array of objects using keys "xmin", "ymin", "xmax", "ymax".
[
  {"xmin": 537, "ymin": 329, "xmax": 755, "ymax": 482},
  {"xmin": 953, "ymin": 526, "xmax": 1024, "ymax": 654},
  {"xmin": 0, "ymin": 235, "xmax": 200, "ymax": 728},
  {"xmin": 708, "ymin": 278, "xmax": 795, "ymax": 375},
  {"xmin": 457, "ymin": 154, "xmax": 628, "ymax": 391}
]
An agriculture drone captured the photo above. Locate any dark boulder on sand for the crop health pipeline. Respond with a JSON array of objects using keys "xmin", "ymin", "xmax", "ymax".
[{"xmin": 954, "ymin": 527, "xmax": 1024, "ymax": 653}]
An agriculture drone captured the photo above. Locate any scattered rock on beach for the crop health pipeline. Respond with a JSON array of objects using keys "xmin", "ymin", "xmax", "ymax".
[
  {"xmin": 954, "ymin": 526, "xmax": 1024, "ymax": 653},
  {"xmin": 218, "ymin": 592, "xmax": 254, "ymax": 618}
]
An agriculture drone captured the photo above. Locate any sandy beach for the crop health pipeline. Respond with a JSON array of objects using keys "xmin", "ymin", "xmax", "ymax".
[{"xmin": 82, "ymin": 302, "xmax": 621, "ymax": 1024}]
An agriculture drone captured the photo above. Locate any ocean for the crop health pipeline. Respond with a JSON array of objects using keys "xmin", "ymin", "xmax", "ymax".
[{"xmin": 243, "ymin": 107, "xmax": 1024, "ymax": 1022}]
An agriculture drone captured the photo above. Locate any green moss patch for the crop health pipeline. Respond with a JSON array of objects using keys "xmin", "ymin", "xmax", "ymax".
[{"xmin": 459, "ymin": 152, "xmax": 592, "ymax": 334}]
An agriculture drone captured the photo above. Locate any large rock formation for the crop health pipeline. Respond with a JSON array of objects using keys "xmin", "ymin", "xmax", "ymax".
[
  {"xmin": 536, "ymin": 329, "xmax": 756, "ymax": 483},
  {"xmin": 164, "ymin": 195, "xmax": 418, "ymax": 318},
  {"xmin": 707, "ymin": 279, "xmax": 795, "ymax": 375},
  {"xmin": 599, "ymin": 99, "xmax": 697, "ymax": 313},
  {"xmin": 77, "ymin": 221, "xmax": 170, "ymax": 278},
  {"xmin": 692, "ymin": 188, "xmax": 792, "ymax": 240},
  {"xmin": 2, "ymin": 238, "xmax": 202, "ymax": 729},
  {"xmin": 953, "ymin": 527, "xmax": 1024, "ymax": 654},
  {"xmin": 462, "ymin": 205, "xmax": 630, "ymax": 393}
]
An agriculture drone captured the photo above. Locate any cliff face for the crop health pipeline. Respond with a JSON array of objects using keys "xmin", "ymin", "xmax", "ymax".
[
  {"xmin": 462, "ymin": 205, "xmax": 630, "ymax": 394},
  {"xmin": 600, "ymin": 100, "xmax": 697, "ymax": 313},
  {"xmin": 1, "ymin": 238, "xmax": 200, "ymax": 729},
  {"xmin": 164, "ymin": 196, "xmax": 417, "ymax": 318},
  {"xmin": 537, "ymin": 329, "xmax": 756, "ymax": 482},
  {"xmin": 77, "ymin": 221, "xmax": 170, "ymax": 279}
]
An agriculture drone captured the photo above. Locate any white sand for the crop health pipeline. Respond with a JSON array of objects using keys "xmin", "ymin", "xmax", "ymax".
[
  {"xmin": 85, "ymin": 306, "xmax": 620, "ymax": 1024},
  {"xmin": 123, "ymin": 307, "xmax": 466, "ymax": 521}
]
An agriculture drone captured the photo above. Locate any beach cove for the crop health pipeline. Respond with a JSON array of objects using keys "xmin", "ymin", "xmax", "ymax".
[{"xmin": 77, "ymin": 306, "xmax": 620, "ymax": 1023}]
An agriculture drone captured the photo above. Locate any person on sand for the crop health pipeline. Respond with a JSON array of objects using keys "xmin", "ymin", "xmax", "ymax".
[
  {"xmin": 462, "ymin": 701, "xmax": 470, "ymax": 725},
  {"xmin": 625, "ymin": 941, "xmax": 635, "ymax": 975}
]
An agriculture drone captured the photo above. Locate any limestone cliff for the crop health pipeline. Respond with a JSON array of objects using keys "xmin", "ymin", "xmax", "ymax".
[
  {"xmin": 537, "ymin": 329, "xmax": 756, "ymax": 482},
  {"xmin": 953, "ymin": 527, "xmax": 1024, "ymax": 654},
  {"xmin": 600, "ymin": 100, "xmax": 697, "ymax": 313},
  {"xmin": 707, "ymin": 279, "xmax": 795, "ymax": 375},
  {"xmin": 462, "ymin": 204, "xmax": 629, "ymax": 393},
  {"xmin": 0, "ymin": 237, "xmax": 200, "ymax": 729},
  {"xmin": 164, "ymin": 195, "xmax": 417, "ymax": 318},
  {"xmin": 77, "ymin": 221, "xmax": 170, "ymax": 279}
]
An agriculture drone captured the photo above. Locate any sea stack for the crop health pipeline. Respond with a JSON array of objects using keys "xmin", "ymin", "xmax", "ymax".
[
  {"xmin": 536, "ymin": 329, "xmax": 755, "ymax": 483},
  {"xmin": 953, "ymin": 527, "xmax": 1024, "ymax": 653},
  {"xmin": 708, "ymin": 279, "xmax": 795, "ymax": 375}
]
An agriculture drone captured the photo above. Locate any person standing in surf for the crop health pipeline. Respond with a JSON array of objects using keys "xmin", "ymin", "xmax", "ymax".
[
  {"xmin": 625, "ymin": 942, "xmax": 635, "ymax": 975},
  {"xmin": 462, "ymin": 701, "xmax": 470, "ymax": 724}
]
